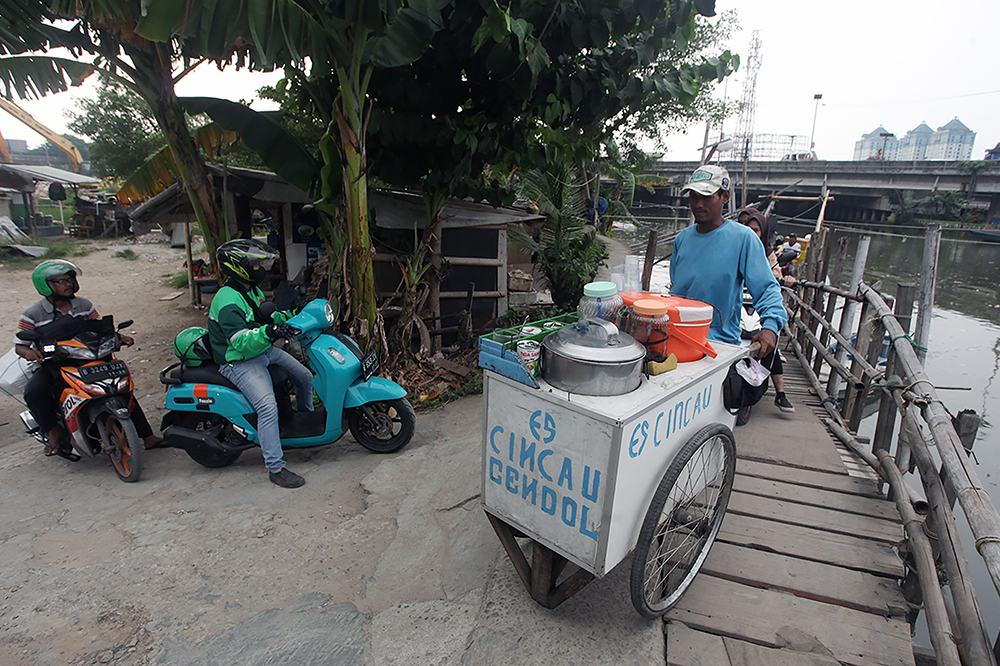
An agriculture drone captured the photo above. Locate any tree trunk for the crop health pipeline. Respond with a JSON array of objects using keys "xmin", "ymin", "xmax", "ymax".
[{"xmin": 123, "ymin": 41, "xmax": 224, "ymax": 276}]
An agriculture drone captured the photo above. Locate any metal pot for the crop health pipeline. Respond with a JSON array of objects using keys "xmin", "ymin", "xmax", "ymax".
[{"xmin": 541, "ymin": 318, "xmax": 646, "ymax": 396}]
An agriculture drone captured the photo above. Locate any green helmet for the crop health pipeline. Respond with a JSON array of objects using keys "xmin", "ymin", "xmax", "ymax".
[
  {"xmin": 32, "ymin": 260, "xmax": 82, "ymax": 297},
  {"xmin": 173, "ymin": 327, "xmax": 213, "ymax": 367},
  {"xmin": 217, "ymin": 239, "xmax": 279, "ymax": 286}
]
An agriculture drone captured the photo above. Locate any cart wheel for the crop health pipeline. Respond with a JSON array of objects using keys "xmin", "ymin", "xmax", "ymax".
[{"xmin": 630, "ymin": 423, "xmax": 736, "ymax": 618}]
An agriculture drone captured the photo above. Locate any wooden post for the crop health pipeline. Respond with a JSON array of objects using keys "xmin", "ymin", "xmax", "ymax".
[
  {"xmin": 943, "ymin": 410, "xmax": 982, "ymax": 509},
  {"xmin": 914, "ymin": 223, "xmax": 941, "ymax": 364},
  {"xmin": 641, "ymin": 229, "xmax": 658, "ymax": 291},
  {"xmin": 828, "ymin": 236, "xmax": 870, "ymax": 400},
  {"xmin": 185, "ymin": 215, "xmax": 196, "ymax": 307},
  {"xmin": 843, "ymin": 299, "xmax": 873, "ymax": 427},
  {"xmin": 871, "ymin": 283, "xmax": 915, "ymax": 466}
]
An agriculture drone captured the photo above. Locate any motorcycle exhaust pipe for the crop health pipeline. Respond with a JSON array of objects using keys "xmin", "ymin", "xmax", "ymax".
[{"xmin": 163, "ymin": 425, "xmax": 255, "ymax": 455}]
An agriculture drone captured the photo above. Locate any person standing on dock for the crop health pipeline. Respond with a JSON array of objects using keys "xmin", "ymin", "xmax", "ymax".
[
  {"xmin": 669, "ymin": 165, "xmax": 786, "ymax": 361},
  {"xmin": 738, "ymin": 207, "xmax": 795, "ymax": 413}
]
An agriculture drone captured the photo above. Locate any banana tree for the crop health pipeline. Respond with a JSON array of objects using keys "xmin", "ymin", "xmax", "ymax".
[
  {"xmin": 0, "ymin": 0, "xmax": 268, "ymax": 280},
  {"xmin": 133, "ymin": 0, "xmax": 450, "ymax": 351}
]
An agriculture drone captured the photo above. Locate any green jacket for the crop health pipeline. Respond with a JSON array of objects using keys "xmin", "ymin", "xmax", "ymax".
[{"xmin": 208, "ymin": 283, "xmax": 292, "ymax": 364}]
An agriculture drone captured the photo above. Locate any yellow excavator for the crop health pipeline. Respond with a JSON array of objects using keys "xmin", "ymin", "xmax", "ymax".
[{"xmin": 0, "ymin": 97, "xmax": 83, "ymax": 171}]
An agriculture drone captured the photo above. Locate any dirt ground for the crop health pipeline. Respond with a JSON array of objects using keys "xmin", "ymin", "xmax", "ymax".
[{"xmin": 0, "ymin": 236, "xmax": 484, "ymax": 665}]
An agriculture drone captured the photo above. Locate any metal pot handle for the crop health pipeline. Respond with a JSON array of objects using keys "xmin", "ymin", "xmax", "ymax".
[{"xmin": 575, "ymin": 317, "xmax": 621, "ymax": 346}]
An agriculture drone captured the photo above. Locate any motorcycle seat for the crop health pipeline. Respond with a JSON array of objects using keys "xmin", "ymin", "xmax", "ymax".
[
  {"xmin": 168, "ymin": 363, "xmax": 290, "ymax": 393},
  {"xmin": 169, "ymin": 364, "xmax": 239, "ymax": 390}
]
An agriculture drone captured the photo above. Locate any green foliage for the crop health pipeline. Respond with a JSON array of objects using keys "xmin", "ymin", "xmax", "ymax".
[
  {"xmin": 114, "ymin": 248, "xmax": 138, "ymax": 260},
  {"xmin": 66, "ymin": 73, "xmax": 165, "ymax": 179},
  {"xmin": 510, "ymin": 166, "xmax": 609, "ymax": 313},
  {"xmin": 168, "ymin": 272, "xmax": 189, "ymax": 288}
]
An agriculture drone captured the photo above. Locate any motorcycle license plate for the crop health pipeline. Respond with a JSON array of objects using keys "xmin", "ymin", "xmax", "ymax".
[
  {"xmin": 78, "ymin": 360, "xmax": 128, "ymax": 382},
  {"xmin": 360, "ymin": 350, "xmax": 379, "ymax": 381}
]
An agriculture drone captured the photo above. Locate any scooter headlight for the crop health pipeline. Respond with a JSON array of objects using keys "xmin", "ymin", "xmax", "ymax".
[
  {"xmin": 324, "ymin": 301, "xmax": 336, "ymax": 326},
  {"xmin": 62, "ymin": 345, "xmax": 96, "ymax": 360}
]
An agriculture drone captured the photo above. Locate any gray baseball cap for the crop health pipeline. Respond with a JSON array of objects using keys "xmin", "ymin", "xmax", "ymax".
[{"xmin": 681, "ymin": 165, "xmax": 731, "ymax": 196}]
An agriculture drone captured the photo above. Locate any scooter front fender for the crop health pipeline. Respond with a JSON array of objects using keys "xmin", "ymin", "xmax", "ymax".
[{"xmin": 344, "ymin": 376, "xmax": 407, "ymax": 409}]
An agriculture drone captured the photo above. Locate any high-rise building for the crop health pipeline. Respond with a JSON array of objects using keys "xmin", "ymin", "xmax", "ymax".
[
  {"xmin": 896, "ymin": 122, "xmax": 934, "ymax": 160},
  {"xmin": 925, "ymin": 118, "xmax": 975, "ymax": 160},
  {"xmin": 854, "ymin": 118, "xmax": 975, "ymax": 161},
  {"xmin": 853, "ymin": 126, "xmax": 898, "ymax": 161}
]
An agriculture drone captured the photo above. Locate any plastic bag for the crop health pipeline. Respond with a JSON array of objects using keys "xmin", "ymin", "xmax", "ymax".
[
  {"xmin": 0, "ymin": 347, "xmax": 38, "ymax": 398},
  {"xmin": 722, "ymin": 357, "xmax": 771, "ymax": 414}
]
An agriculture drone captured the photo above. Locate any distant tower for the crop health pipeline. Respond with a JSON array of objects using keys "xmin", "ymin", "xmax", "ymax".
[
  {"xmin": 734, "ymin": 31, "xmax": 761, "ymax": 205},
  {"xmin": 735, "ymin": 31, "xmax": 762, "ymax": 159}
]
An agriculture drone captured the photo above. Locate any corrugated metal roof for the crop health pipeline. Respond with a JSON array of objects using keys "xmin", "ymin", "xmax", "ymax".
[{"xmin": 0, "ymin": 164, "xmax": 100, "ymax": 186}]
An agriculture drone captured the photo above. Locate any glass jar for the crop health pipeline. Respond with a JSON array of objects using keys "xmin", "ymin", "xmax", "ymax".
[
  {"xmin": 577, "ymin": 281, "xmax": 623, "ymax": 322},
  {"xmin": 626, "ymin": 298, "xmax": 670, "ymax": 357}
]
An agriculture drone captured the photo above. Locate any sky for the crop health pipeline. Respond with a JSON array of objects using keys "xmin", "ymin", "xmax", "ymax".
[{"xmin": 2, "ymin": 0, "xmax": 998, "ymax": 163}]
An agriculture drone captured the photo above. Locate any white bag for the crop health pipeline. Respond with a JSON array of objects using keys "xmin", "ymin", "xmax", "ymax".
[
  {"xmin": 0, "ymin": 347, "xmax": 38, "ymax": 397},
  {"xmin": 735, "ymin": 356, "xmax": 771, "ymax": 387}
]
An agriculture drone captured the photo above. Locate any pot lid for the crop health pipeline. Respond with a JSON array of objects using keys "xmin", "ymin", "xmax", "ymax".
[{"xmin": 542, "ymin": 318, "xmax": 646, "ymax": 364}]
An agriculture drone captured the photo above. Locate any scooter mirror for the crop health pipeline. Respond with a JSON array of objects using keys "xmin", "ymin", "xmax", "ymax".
[
  {"xmin": 259, "ymin": 301, "xmax": 277, "ymax": 322},
  {"xmin": 117, "ymin": 320, "xmax": 134, "ymax": 330}
]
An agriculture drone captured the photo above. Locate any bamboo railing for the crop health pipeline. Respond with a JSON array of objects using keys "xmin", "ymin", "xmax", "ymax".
[{"xmin": 786, "ymin": 249, "xmax": 1000, "ymax": 665}]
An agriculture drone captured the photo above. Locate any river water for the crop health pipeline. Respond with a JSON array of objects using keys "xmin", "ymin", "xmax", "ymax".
[{"xmin": 616, "ymin": 217, "xmax": 1000, "ymax": 643}]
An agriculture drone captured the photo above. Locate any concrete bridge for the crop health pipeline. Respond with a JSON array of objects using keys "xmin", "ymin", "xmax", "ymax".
[{"xmin": 643, "ymin": 160, "xmax": 1000, "ymax": 222}]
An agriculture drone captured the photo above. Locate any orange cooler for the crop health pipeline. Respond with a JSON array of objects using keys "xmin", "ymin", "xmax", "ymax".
[
  {"xmin": 661, "ymin": 295, "xmax": 716, "ymax": 362},
  {"xmin": 619, "ymin": 291, "xmax": 658, "ymax": 308}
]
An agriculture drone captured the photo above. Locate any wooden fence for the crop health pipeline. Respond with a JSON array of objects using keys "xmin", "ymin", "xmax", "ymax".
[{"xmin": 784, "ymin": 229, "xmax": 1000, "ymax": 666}]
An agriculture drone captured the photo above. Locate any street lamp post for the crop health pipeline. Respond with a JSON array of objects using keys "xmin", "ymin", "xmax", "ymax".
[
  {"xmin": 809, "ymin": 93, "xmax": 823, "ymax": 151},
  {"xmin": 879, "ymin": 132, "xmax": 895, "ymax": 161}
]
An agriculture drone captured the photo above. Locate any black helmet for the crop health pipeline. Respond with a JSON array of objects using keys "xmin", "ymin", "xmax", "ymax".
[{"xmin": 217, "ymin": 239, "xmax": 279, "ymax": 286}]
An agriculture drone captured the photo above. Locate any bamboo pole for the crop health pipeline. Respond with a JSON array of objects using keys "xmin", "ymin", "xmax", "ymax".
[
  {"xmin": 914, "ymin": 223, "xmax": 941, "ymax": 364},
  {"xmin": 789, "ymin": 312, "xmax": 865, "ymax": 388},
  {"xmin": 897, "ymin": 400, "xmax": 997, "ymax": 666},
  {"xmin": 783, "ymin": 290, "xmax": 882, "ymax": 379},
  {"xmin": 798, "ymin": 280, "xmax": 865, "ymax": 302},
  {"xmin": 860, "ymin": 282, "xmax": 1000, "ymax": 600},
  {"xmin": 786, "ymin": 324, "xmax": 927, "ymax": 511},
  {"xmin": 824, "ymin": 421, "xmax": 961, "ymax": 666},
  {"xmin": 829, "ymin": 236, "xmax": 870, "ymax": 399}
]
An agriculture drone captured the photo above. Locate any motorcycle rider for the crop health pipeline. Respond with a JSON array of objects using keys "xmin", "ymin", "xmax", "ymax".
[
  {"xmin": 15, "ymin": 260, "xmax": 164, "ymax": 458},
  {"xmin": 208, "ymin": 239, "xmax": 314, "ymax": 488}
]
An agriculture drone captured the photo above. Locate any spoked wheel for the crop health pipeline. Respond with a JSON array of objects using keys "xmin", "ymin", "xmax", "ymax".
[
  {"xmin": 630, "ymin": 423, "xmax": 736, "ymax": 618},
  {"xmin": 101, "ymin": 415, "xmax": 143, "ymax": 483},
  {"xmin": 173, "ymin": 412, "xmax": 243, "ymax": 468},
  {"xmin": 347, "ymin": 398, "xmax": 416, "ymax": 453}
]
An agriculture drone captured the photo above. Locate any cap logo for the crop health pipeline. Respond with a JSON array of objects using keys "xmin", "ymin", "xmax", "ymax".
[
  {"xmin": 721, "ymin": 177, "xmax": 730, "ymax": 190},
  {"xmin": 690, "ymin": 170, "xmax": 712, "ymax": 183}
]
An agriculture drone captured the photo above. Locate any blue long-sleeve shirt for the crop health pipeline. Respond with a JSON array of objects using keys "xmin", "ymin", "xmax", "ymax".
[{"xmin": 669, "ymin": 219, "xmax": 787, "ymax": 346}]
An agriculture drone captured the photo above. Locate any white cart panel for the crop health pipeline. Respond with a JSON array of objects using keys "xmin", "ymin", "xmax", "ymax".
[{"xmin": 482, "ymin": 340, "xmax": 744, "ymax": 576}]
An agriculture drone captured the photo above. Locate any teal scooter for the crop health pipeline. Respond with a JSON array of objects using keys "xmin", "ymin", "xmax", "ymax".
[{"xmin": 159, "ymin": 298, "xmax": 415, "ymax": 468}]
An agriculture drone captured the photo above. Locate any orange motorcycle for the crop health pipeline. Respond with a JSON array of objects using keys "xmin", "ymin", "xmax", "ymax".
[{"xmin": 17, "ymin": 315, "xmax": 143, "ymax": 482}]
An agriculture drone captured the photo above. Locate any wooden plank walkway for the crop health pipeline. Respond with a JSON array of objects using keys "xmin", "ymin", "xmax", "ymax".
[{"xmin": 664, "ymin": 352, "xmax": 915, "ymax": 666}]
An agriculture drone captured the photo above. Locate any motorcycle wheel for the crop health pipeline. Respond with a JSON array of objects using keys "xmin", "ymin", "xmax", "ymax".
[
  {"xmin": 347, "ymin": 398, "xmax": 415, "ymax": 453},
  {"xmin": 104, "ymin": 414, "xmax": 143, "ymax": 482},
  {"xmin": 173, "ymin": 413, "xmax": 243, "ymax": 468}
]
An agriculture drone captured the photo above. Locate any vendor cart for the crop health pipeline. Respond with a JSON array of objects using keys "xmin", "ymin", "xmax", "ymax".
[{"xmin": 481, "ymin": 338, "xmax": 746, "ymax": 618}]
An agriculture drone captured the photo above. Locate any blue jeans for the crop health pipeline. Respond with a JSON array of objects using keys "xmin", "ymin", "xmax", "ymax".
[{"xmin": 219, "ymin": 347, "xmax": 314, "ymax": 471}]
